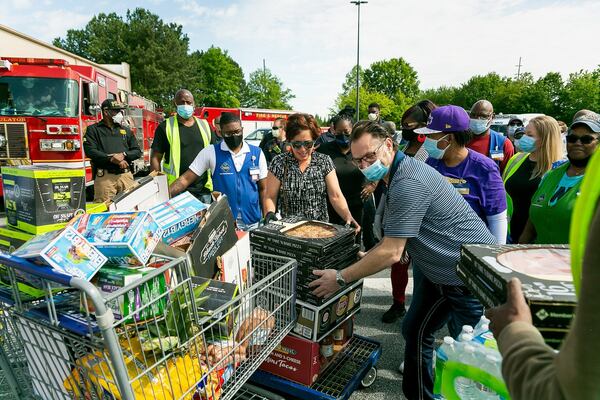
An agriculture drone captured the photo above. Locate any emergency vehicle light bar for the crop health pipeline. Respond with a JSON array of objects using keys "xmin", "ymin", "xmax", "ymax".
[{"xmin": 3, "ymin": 57, "xmax": 69, "ymax": 67}]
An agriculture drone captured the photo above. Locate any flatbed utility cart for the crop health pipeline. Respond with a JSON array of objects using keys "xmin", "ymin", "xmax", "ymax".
[
  {"xmin": 0, "ymin": 251, "xmax": 297, "ymax": 400},
  {"xmin": 250, "ymin": 335, "xmax": 382, "ymax": 400}
]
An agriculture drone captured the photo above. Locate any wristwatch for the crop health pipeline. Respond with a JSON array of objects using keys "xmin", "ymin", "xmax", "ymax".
[{"xmin": 336, "ymin": 270, "xmax": 347, "ymax": 287}]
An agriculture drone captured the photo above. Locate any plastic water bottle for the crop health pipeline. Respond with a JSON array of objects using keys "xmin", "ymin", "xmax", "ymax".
[
  {"xmin": 474, "ymin": 316, "xmax": 491, "ymax": 337},
  {"xmin": 475, "ymin": 354, "xmax": 502, "ymax": 399},
  {"xmin": 461, "ymin": 325, "xmax": 474, "ymax": 336},
  {"xmin": 474, "ymin": 323, "xmax": 490, "ymax": 338},
  {"xmin": 434, "ymin": 337, "xmax": 458, "ymax": 399},
  {"xmin": 455, "ymin": 344, "xmax": 479, "ymax": 399},
  {"xmin": 459, "ymin": 333, "xmax": 474, "ymax": 343}
]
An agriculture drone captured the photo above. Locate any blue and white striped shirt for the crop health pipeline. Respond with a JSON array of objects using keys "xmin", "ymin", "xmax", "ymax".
[{"xmin": 383, "ymin": 156, "xmax": 496, "ymax": 285}]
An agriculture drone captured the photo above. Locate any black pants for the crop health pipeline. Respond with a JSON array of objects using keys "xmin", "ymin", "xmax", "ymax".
[{"xmin": 361, "ymin": 196, "xmax": 377, "ymax": 250}]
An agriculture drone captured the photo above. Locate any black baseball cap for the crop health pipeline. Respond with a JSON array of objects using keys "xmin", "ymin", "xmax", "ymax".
[{"xmin": 101, "ymin": 99, "xmax": 127, "ymax": 110}]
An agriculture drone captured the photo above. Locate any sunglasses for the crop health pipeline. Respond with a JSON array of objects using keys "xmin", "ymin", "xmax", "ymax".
[
  {"xmin": 508, "ymin": 121, "xmax": 523, "ymax": 127},
  {"xmin": 566, "ymin": 134, "xmax": 598, "ymax": 145},
  {"xmin": 290, "ymin": 140, "xmax": 315, "ymax": 150}
]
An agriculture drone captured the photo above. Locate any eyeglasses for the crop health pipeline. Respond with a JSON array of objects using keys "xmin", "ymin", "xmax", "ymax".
[
  {"xmin": 566, "ymin": 134, "xmax": 598, "ymax": 145},
  {"xmin": 272, "ymin": 126, "xmax": 279, "ymax": 131},
  {"xmin": 508, "ymin": 121, "xmax": 523, "ymax": 127},
  {"xmin": 222, "ymin": 128, "xmax": 243, "ymax": 137},
  {"xmin": 352, "ymin": 141, "xmax": 385, "ymax": 166},
  {"xmin": 290, "ymin": 140, "xmax": 315, "ymax": 150}
]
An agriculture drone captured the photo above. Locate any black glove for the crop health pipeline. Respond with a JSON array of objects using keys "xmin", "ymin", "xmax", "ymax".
[{"xmin": 263, "ymin": 211, "xmax": 278, "ymax": 225}]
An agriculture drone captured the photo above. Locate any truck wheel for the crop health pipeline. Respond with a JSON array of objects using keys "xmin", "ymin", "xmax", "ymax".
[{"xmin": 361, "ymin": 367, "xmax": 377, "ymax": 388}]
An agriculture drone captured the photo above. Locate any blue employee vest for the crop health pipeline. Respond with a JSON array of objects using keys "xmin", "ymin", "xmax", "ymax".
[
  {"xmin": 488, "ymin": 129, "xmax": 506, "ymax": 166},
  {"xmin": 213, "ymin": 143, "xmax": 262, "ymax": 225}
]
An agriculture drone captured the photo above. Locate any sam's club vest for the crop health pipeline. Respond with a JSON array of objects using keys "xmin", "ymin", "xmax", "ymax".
[{"xmin": 213, "ymin": 143, "xmax": 262, "ymax": 225}]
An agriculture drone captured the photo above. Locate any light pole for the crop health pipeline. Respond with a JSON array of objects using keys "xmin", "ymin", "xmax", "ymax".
[{"xmin": 351, "ymin": 0, "xmax": 367, "ymax": 122}]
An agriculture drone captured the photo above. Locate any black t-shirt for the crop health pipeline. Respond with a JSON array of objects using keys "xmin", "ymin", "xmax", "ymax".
[
  {"xmin": 83, "ymin": 120, "xmax": 142, "ymax": 170},
  {"xmin": 317, "ymin": 141, "xmax": 365, "ymax": 220},
  {"xmin": 152, "ymin": 119, "xmax": 215, "ymax": 196},
  {"xmin": 505, "ymin": 156, "xmax": 541, "ymax": 241}
]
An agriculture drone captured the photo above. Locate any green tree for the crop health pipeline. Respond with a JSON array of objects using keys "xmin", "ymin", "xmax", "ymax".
[
  {"xmin": 189, "ymin": 46, "xmax": 245, "ymax": 108},
  {"xmin": 560, "ymin": 67, "xmax": 600, "ymax": 122},
  {"xmin": 340, "ymin": 65, "xmax": 365, "ymax": 97},
  {"xmin": 54, "ymin": 8, "xmax": 194, "ymax": 106},
  {"xmin": 452, "ymin": 73, "xmax": 504, "ymax": 110},
  {"xmin": 419, "ymin": 86, "xmax": 458, "ymax": 106},
  {"xmin": 241, "ymin": 68, "xmax": 294, "ymax": 109},
  {"xmin": 336, "ymin": 88, "xmax": 401, "ymax": 122},
  {"xmin": 363, "ymin": 58, "xmax": 420, "ymax": 103}
]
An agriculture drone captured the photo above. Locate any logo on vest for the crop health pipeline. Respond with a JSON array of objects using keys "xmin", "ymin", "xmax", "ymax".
[{"xmin": 220, "ymin": 162, "xmax": 232, "ymax": 173}]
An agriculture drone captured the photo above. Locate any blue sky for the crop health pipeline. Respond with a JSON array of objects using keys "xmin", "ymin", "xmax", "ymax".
[{"xmin": 1, "ymin": 0, "xmax": 598, "ymax": 116}]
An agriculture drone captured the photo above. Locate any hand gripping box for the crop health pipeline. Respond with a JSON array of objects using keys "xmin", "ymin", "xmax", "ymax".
[
  {"xmin": 12, "ymin": 227, "xmax": 107, "ymax": 281},
  {"xmin": 72, "ymin": 211, "xmax": 163, "ymax": 266},
  {"xmin": 149, "ymin": 191, "xmax": 208, "ymax": 245},
  {"xmin": 2, "ymin": 165, "xmax": 85, "ymax": 234}
]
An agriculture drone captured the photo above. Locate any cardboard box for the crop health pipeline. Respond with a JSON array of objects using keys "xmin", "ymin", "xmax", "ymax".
[
  {"xmin": 149, "ymin": 191, "xmax": 208, "ymax": 245},
  {"xmin": 260, "ymin": 334, "xmax": 322, "ymax": 386},
  {"xmin": 109, "ymin": 173, "xmax": 169, "ymax": 212},
  {"xmin": 293, "ymin": 280, "xmax": 363, "ymax": 342},
  {"xmin": 186, "ymin": 196, "xmax": 237, "ymax": 278},
  {"xmin": 192, "ymin": 276, "xmax": 239, "ymax": 340},
  {"xmin": 72, "ymin": 211, "xmax": 163, "ymax": 266},
  {"xmin": 0, "ymin": 226, "xmax": 33, "ymax": 252},
  {"xmin": 12, "ymin": 227, "xmax": 107, "ymax": 281},
  {"xmin": 2, "ymin": 166, "xmax": 85, "ymax": 234},
  {"xmin": 460, "ymin": 244, "xmax": 576, "ymax": 329},
  {"xmin": 96, "ymin": 266, "xmax": 167, "ymax": 322},
  {"xmin": 85, "ymin": 202, "xmax": 108, "ymax": 214},
  {"xmin": 219, "ymin": 232, "xmax": 251, "ymax": 292}
]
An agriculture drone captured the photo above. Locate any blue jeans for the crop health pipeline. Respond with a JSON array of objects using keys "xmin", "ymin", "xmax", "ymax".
[{"xmin": 401, "ymin": 273, "xmax": 483, "ymax": 400}]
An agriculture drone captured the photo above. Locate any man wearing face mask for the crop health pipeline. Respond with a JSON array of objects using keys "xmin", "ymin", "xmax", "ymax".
[
  {"xmin": 367, "ymin": 102, "xmax": 384, "ymax": 123},
  {"xmin": 151, "ymin": 89, "xmax": 215, "ymax": 203},
  {"xmin": 309, "ymin": 120, "xmax": 496, "ymax": 400},
  {"xmin": 169, "ymin": 112, "xmax": 268, "ymax": 230},
  {"xmin": 467, "ymin": 99, "xmax": 514, "ymax": 173},
  {"xmin": 83, "ymin": 99, "xmax": 142, "ymax": 202},
  {"xmin": 261, "ymin": 118, "xmax": 288, "ymax": 164}
]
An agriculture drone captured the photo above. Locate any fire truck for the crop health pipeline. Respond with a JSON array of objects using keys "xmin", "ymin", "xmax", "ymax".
[
  {"xmin": 196, "ymin": 106, "xmax": 296, "ymax": 135},
  {"xmin": 0, "ymin": 57, "xmax": 163, "ymax": 198}
]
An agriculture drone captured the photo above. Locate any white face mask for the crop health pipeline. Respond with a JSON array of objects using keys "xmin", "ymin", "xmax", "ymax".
[
  {"xmin": 112, "ymin": 111, "xmax": 124, "ymax": 125},
  {"xmin": 368, "ymin": 113, "xmax": 378, "ymax": 121}
]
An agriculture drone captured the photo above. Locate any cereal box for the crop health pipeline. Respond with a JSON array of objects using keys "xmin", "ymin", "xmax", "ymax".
[
  {"xmin": 72, "ymin": 211, "xmax": 163, "ymax": 266},
  {"xmin": 149, "ymin": 192, "xmax": 208, "ymax": 245}
]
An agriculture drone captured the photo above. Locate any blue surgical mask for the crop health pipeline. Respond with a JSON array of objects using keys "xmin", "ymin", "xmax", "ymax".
[
  {"xmin": 360, "ymin": 159, "xmax": 389, "ymax": 182},
  {"xmin": 176, "ymin": 104, "xmax": 194, "ymax": 119},
  {"xmin": 517, "ymin": 135, "xmax": 537, "ymax": 152},
  {"xmin": 469, "ymin": 118, "xmax": 490, "ymax": 135},
  {"xmin": 335, "ymin": 134, "xmax": 350, "ymax": 147},
  {"xmin": 423, "ymin": 135, "xmax": 450, "ymax": 160}
]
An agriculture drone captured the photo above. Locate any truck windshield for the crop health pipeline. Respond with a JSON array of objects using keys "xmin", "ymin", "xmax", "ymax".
[{"xmin": 0, "ymin": 77, "xmax": 79, "ymax": 117}]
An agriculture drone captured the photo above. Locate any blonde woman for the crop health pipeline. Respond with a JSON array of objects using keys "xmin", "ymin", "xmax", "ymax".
[{"xmin": 502, "ymin": 116, "xmax": 564, "ymax": 242}]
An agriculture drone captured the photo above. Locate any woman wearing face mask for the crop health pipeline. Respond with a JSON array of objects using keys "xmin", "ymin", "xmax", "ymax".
[
  {"xmin": 399, "ymin": 100, "xmax": 437, "ymax": 160},
  {"xmin": 264, "ymin": 113, "xmax": 360, "ymax": 229},
  {"xmin": 316, "ymin": 114, "xmax": 365, "ymax": 229},
  {"xmin": 416, "ymin": 105, "xmax": 508, "ymax": 244},
  {"xmin": 519, "ymin": 114, "xmax": 600, "ymax": 244},
  {"xmin": 503, "ymin": 116, "xmax": 564, "ymax": 242}
]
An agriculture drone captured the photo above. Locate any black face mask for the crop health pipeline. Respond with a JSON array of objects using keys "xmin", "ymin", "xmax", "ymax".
[
  {"xmin": 224, "ymin": 134, "xmax": 243, "ymax": 150},
  {"xmin": 567, "ymin": 154, "xmax": 591, "ymax": 168}
]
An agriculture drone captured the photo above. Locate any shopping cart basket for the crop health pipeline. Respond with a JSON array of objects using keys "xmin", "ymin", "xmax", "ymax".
[{"xmin": 0, "ymin": 250, "xmax": 296, "ymax": 400}]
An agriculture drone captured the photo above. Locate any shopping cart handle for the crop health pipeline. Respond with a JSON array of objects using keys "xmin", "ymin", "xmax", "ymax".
[{"xmin": 0, "ymin": 253, "xmax": 73, "ymax": 286}]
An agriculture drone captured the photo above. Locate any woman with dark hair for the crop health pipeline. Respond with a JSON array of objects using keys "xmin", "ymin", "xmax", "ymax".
[
  {"xmin": 418, "ymin": 105, "xmax": 508, "ymax": 244},
  {"xmin": 264, "ymin": 113, "xmax": 360, "ymax": 227},
  {"xmin": 399, "ymin": 100, "xmax": 437, "ymax": 160}
]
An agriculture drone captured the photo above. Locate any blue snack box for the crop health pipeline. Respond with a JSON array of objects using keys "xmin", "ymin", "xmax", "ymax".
[
  {"xmin": 13, "ymin": 226, "xmax": 107, "ymax": 281},
  {"xmin": 149, "ymin": 192, "xmax": 208, "ymax": 245},
  {"xmin": 72, "ymin": 211, "xmax": 163, "ymax": 266}
]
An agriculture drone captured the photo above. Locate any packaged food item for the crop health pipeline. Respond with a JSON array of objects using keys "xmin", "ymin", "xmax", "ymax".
[
  {"xmin": 260, "ymin": 334, "xmax": 321, "ymax": 386},
  {"xmin": 2, "ymin": 165, "xmax": 85, "ymax": 234},
  {"xmin": 72, "ymin": 211, "xmax": 163, "ymax": 266},
  {"xmin": 149, "ymin": 191, "xmax": 208, "ymax": 245},
  {"xmin": 12, "ymin": 226, "xmax": 107, "ymax": 281},
  {"xmin": 320, "ymin": 334, "xmax": 334, "ymax": 363}
]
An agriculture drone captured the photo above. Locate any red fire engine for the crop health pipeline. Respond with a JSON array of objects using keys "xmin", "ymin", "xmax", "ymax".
[
  {"xmin": 196, "ymin": 106, "xmax": 296, "ymax": 134},
  {"xmin": 0, "ymin": 57, "xmax": 162, "ymax": 198}
]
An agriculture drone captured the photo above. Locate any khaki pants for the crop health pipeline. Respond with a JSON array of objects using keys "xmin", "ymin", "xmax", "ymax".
[{"xmin": 94, "ymin": 171, "xmax": 137, "ymax": 202}]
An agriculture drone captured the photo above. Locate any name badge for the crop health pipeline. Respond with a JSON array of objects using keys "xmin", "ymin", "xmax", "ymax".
[
  {"xmin": 249, "ymin": 167, "xmax": 260, "ymax": 182},
  {"xmin": 447, "ymin": 177, "xmax": 470, "ymax": 196},
  {"xmin": 491, "ymin": 150, "xmax": 504, "ymax": 161}
]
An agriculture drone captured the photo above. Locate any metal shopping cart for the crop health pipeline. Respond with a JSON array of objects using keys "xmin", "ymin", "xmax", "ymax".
[{"xmin": 0, "ymin": 250, "xmax": 296, "ymax": 400}]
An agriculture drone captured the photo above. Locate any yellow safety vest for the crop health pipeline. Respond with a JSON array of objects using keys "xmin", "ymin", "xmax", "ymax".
[
  {"xmin": 569, "ymin": 150, "xmax": 600, "ymax": 296},
  {"xmin": 502, "ymin": 152, "xmax": 530, "ymax": 233},
  {"xmin": 163, "ymin": 116, "xmax": 213, "ymax": 190}
]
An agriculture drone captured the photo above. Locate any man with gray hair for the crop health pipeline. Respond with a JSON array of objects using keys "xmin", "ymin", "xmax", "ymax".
[{"xmin": 467, "ymin": 99, "xmax": 515, "ymax": 173}]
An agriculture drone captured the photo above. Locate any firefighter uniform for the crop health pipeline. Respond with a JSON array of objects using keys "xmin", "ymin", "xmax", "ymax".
[{"xmin": 83, "ymin": 101, "xmax": 142, "ymax": 202}]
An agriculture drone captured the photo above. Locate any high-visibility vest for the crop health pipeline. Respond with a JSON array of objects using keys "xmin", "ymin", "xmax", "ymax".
[
  {"xmin": 163, "ymin": 116, "xmax": 213, "ymax": 190},
  {"xmin": 569, "ymin": 149, "xmax": 600, "ymax": 296},
  {"xmin": 502, "ymin": 152, "xmax": 530, "ymax": 233}
]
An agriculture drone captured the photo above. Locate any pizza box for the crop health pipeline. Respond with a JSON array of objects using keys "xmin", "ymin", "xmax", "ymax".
[
  {"xmin": 292, "ymin": 280, "xmax": 363, "ymax": 342},
  {"xmin": 149, "ymin": 191, "xmax": 208, "ymax": 245},
  {"xmin": 109, "ymin": 172, "xmax": 169, "ymax": 212},
  {"xmin": 71, "ymin": 211, "xmax": 163, "ymax": 266},
  {"xmin": 12, "ymin": 226, "xmax": 107, "ymax": 281},
  {"xmin": 250, "ymin": 236, "xmax": 356, "ymax": 264}
]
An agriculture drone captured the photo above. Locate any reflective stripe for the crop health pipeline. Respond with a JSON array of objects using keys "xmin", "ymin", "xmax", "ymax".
[
  {"xmin": 163, "ymin": 116, "xmax": 213, "ymax": 190},
  {"xmin": 570, "ymin": 150, "xmax": 600, "ymax": 296}
]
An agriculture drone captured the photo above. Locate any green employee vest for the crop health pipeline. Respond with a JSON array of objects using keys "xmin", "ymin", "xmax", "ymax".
[
  {"xmin": 163, "ymin": 116, "xmax": 213, "ymax": 189},
  {"xmin": 502, "ymin": 152, "xmax": 530, "ymax": 233},
  {"xmin": 529, "ymin": 163, "xmax": 582, "ymax": 245},
  {"xmin": 570, "ymin": 150, "xmax": 600, "ymax": 296}
]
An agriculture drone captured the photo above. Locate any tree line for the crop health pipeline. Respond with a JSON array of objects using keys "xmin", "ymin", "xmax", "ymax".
[
  {"xmin": 336, "ymin": 58, "xmax": 599, "ymax": 124},
  {"xmin": 53, "ymin": 8, "xmax": 294, "ymax": 110}
]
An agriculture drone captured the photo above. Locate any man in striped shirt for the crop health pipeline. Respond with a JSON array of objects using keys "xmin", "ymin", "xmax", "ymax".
[{"xmin": 311, "ymin": 120, "xmax": 496, "ymax": 400}]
